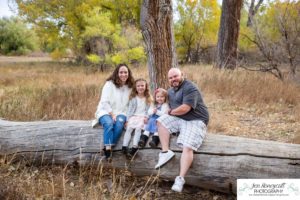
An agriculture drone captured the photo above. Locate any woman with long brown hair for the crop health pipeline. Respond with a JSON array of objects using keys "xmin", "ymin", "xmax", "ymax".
[{"xmin": 94, "ymin": 63, "xmax": 134, "ymax": 160}]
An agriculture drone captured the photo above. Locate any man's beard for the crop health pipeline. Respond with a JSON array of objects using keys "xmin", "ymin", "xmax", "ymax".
[{"xmin": 172, "ymin": 78, "xmax": 183, "ymax": 89}]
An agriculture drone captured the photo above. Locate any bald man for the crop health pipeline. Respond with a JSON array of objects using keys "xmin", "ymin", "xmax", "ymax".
[{"xmin": 155, "ymin": 68, "xmax": 209, "ymax": 192}]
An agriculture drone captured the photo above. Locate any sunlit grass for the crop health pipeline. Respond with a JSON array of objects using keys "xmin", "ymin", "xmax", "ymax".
[
  {"xmin": 0, "ymin": 61, "xmax": 299, "ymax": 199},
  {"xmin": 183, "ymin": 64, "xmax": 300, "ymax": 106},
  {"xmin": 0, "ymin": 157, "xmax": 161, "ymax": 199},
  {"xmin": 1, "ymin": 62, "xmax": 299, "ymax": 124}
]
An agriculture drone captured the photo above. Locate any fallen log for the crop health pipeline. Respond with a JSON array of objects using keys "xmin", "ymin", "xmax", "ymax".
[{"xmin": 0, "ymin": 119, "xmax": 299, "ymax": 194}]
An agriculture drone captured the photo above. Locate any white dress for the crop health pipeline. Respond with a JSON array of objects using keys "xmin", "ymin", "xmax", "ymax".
[{"xmin": 127, "ymin": 96, "xmax": 147, "ymax": 129}]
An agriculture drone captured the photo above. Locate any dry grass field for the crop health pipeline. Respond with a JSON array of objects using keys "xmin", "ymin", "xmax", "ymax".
[{"xmin": 0, "ymin": 59, "xmax": 299, "ymax": 199}]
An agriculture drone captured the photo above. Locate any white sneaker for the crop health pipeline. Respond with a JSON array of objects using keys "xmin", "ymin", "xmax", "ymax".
[
  {"xmin": 171, "ymin": 176, "xmax": 185, "ymax": 192},
  {"xmin": 154, "ymin": 150, "xmax": 175, "ymax": 169},
  {"xmin": 91, "ymin": 118, "xmax": 99, "ymax": 128}
]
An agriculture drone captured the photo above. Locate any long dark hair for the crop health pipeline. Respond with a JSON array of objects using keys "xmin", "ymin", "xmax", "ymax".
[{"xmin": 107, "ymin": 63, "xmax": 134, "ymax": 88}]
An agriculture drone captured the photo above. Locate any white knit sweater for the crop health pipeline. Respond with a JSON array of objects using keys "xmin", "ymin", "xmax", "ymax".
[{"xmin": 95, "ymin": 81, "xmax": 132, "ymax": 120}]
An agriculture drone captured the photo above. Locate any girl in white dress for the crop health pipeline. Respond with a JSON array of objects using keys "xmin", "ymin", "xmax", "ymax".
[{"xmin": 122, "ymin": 78, "xmax": 152, "ymax": 158}]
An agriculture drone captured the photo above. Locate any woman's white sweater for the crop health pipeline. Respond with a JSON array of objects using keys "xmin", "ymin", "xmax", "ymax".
[{"xmin": 95, "ymin": 81, "xmax": 132, "ymax": 120}]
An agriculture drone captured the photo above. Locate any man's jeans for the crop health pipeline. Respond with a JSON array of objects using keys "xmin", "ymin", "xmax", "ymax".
[{"xmin": 99, "ymin": 114, "xmax": 126, "ymax": 146}]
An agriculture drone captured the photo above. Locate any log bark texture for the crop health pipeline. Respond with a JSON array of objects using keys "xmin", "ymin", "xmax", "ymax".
[
  {"xmin": 140, "ymin": 0, "xmax": 178, "ymax": 91},
  {"xmin": 0, "ymin": 120, "xmax": 299, "ymax": 194}
]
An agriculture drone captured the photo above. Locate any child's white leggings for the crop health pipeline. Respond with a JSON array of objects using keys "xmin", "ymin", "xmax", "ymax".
[{"xmin": 122, "ymin": 127, "xmax": 142, "ymax": 147}]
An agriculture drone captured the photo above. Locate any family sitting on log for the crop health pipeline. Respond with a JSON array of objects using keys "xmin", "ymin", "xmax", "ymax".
[{"xmin": 93, "ymin": 64, "xmax": 209, "ymax": 193}]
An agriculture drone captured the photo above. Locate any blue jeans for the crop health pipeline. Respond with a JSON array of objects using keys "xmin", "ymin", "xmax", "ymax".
[{"xmin": 99, "ymin": 114, "xmax": 126, "ymax": 146}]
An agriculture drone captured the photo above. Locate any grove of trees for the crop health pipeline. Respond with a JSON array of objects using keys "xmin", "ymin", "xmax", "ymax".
[
  {"xmin": 1, "ymin": 0, "xmax": 299, "ymax": 82},
  {"xmin": 242, "ymin": 0, "xmax": 300, "ymax": 79},
  {"xmin": 14, "ymin": 0, "xmax": 145, "ymax": 67},
  {"xmin": 175, "ymin": 0, "xmax": 220, "ymax": 64}
]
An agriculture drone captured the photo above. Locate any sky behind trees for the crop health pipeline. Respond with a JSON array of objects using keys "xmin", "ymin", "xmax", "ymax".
[
  {"xmin": 0, "ymin": 0, "xmax": 12, "ymax": 17},
  {"xmin": 0, "ymin": 0, "xmax": 223, "ymax": 18},
  {"xmin": 0, "ymin": 0, "xmax": 17, "ymax": 18}
]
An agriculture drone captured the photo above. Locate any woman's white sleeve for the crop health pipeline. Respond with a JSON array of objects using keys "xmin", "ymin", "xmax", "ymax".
[{"xmin": 97, "ymin": 82, "xmax": 113, "ymax": 113}]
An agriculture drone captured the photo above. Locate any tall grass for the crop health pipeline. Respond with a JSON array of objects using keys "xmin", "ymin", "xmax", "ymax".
[
  {"xmin": 0, "ymin": 62, "xmax": 106, "ymax": 121},
  {"xmin": 0, "ymin": 158, "xmax": 162, "ymax": 200},
  {"xmin": 184, "ymin": 65, "xmax": 300, "ymax": 107},
  {"xmin": 0, "ymin": 61, "xmax": 299, "ymax": 199},
  {"xmin": 1, "ymin": 62, "xmax": 299, "ymax": 121}
]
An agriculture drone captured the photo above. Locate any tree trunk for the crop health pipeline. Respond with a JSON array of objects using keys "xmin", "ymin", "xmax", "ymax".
[
  {"xmin": 140, "ymin": 0, "xmax": 178, "ymax": 91},
  {"xmin": 247, "ymin": 0, "xmax": 256, "ymax": 27},
  {"xmin": 247, "ymin": 0, "xmax": 264, "ymax": 27},
  {"xmin": 1, "ymin": 120, "xmax": 299, "ymax": 194},
  {"xmin": 215, "ymin": 0, "xmax": 243, "ymax": 69}
]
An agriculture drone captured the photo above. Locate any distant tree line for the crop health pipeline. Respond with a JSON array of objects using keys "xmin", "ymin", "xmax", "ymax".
[{"xmin": 1, "ymin": 0, "xmax": 298, "ymax": 81}]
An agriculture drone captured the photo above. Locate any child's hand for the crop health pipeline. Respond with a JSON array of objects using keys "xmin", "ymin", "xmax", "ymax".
[
  {"xmin": 153, "ymin": 108, "xmax": 157, "ymax": 113},
  {"xmin": 144, "ymin": 117, "xmax": 148, "ymax": 124}
]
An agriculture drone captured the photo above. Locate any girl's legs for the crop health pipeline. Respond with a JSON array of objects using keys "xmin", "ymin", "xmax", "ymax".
[
  {"xmin": 123, "ymin": 127, "xmax": 134, "ymax": 147},
  {"xmin": 143, "ymin": 131, "xmax": 150, "ymax": 137},
  {"xmin": 133, "ymin": 128, "xmax": 142, "ymax": 147},
  {"xmin": 127, "ymin": 128, "xmax": 142, "ymax": 158},
  {"xmin": 112, "ymin": 114, "xmax": 127, "ymax": 145},
  {"xmin": 138, "ymin": 130, "xmax": 149, "ymax": 148},
  {"xmin": 149, "ymin": 132, "xmax": 160, "ymax": 148},
  {"xmin": 149, "ymin": 122, "xmax": 160, "ymax": 147}
]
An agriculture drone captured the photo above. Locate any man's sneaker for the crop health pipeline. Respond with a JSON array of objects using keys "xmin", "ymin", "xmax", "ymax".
[
  {"xmin": 149, "ymin": 135, "xmax": 159, "ymax": 148},
  {"xmin": 138, "ymin": 134, "xmax": 149, "ymax": 148},
  {"xmin": 171, "ymin": 176, "xmax": 185, "ymax": 192},
  {"xmin": 155, "ymin": 150, "xmax": 175, "ymax": 169}
]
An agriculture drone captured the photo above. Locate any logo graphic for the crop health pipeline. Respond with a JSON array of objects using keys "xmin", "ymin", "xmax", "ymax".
[{"xmin": 237, "ymin": 179, "xmax": 300, "ymax": 200}]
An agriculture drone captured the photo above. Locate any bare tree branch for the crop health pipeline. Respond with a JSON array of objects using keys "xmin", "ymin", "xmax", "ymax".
[{"xmin": 247, "ymin": 0, "xmax": 264, "ymax": 27}]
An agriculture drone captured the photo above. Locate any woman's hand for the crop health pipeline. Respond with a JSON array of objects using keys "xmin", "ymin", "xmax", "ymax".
[
  {"xmin": 153, "ymin": 108, "xmax": 157, "ymax": 113},
  {"xmin": 110, "ymin": 113, "xmax": 116, "ymax": 122}
]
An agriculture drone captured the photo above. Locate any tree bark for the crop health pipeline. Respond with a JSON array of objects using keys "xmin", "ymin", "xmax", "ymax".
[
  {"xmin": 247, "ymin": 0, "xmax": 264, "ymax": 27},
  {"xmin": 140, "ymin": 0, "xmax": 178, "ymax": 91},
  {"xmin": 0, "ymin": 120, "xmax": 299, "ymax": 194},
  {"xmin": 215, "ymin": 0, "xmax": 243, "ymax": 69}
]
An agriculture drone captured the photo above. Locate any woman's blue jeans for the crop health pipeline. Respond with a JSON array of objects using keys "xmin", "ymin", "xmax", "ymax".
[{"xmin": 99, "ymin": 114, "xmax": 126, "ymax": 146}]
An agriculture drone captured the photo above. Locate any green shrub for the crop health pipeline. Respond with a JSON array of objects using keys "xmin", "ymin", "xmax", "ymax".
[{"xmin": 0, "ymin": 17, "xmax": 38, "ymax": 55}]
